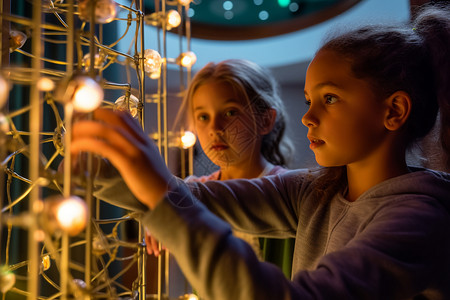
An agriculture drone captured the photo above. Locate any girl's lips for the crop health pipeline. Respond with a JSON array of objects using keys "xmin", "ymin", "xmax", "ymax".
[
  {"xmin": 308, "ymin": 137, "xmax": 325, "ymax": 150},
  {"xmin": 211, "ymin": 144, "xmax": 229, "ymax": 151}
]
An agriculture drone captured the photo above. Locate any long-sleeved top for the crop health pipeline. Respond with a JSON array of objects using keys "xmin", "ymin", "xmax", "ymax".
[
  {"xmin": 186, "ymin": 165, "xmax": 294, "ymax": 278},
  {"xmin": 94, "ymin": 167, "xmax": 450, "ymax": 300}
]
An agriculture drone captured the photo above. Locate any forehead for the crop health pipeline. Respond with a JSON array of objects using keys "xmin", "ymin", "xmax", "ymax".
[
  {"xmin": 192, "ymin": 80, "xmax": 245, "ymax": 107},
  {"xmin": 305, "ymin": 50, "xmax": 356, "ymax": 90}
]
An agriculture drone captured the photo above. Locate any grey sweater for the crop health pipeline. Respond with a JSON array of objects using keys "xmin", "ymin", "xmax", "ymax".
[{"xmin": 94, "ymin": 168, "xmax": 450, "ymax": 300}]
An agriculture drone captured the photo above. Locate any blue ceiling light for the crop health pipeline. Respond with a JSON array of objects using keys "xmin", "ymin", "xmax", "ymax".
[
  {"xmin": 258, "ymin": 10, "xmax": 269, "ymax": 21},
  {"xmin": 278, "ymin": 0, "xmax": 290, "ymax": 8}
]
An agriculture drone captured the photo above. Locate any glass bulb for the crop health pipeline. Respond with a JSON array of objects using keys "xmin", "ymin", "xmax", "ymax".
[
  {"xmin": 181, "ymin": 131, "xmax": 196, "ymax": 149},
  {"xmin": 37, "ymin": 77, "xmax": 55, "ymax": 92},
  {"xmin": 178, "ymin": 294, "xmax": 199, "ymax": 300},
  {"xmin": 0, "ymin": 268, "xmax": 15, "ymax": 293},
  {"xmin": 178, "ymin": 0, "xmax": 192, "ymax": 6},
  {"xmin": 0, "ymin": 75, "xmax": 9, "ymax": 108},
  {"xmin": 41, "ymin": 255, "xmax": 51, "ymax": 271},
  {"xmin": 114, "ymin": 94, "xmax": 139, "ymax": 118},
  {"xmin": 55, "ymin": 196, "xmax": 88, "ymax": 236},
  {"xmin": 92, "ymin": 235, "xmax": 107, "ymax": 255},
  {"xmin": 143, "ymin": 49, "xmax": 162, "ymax": 74},
  {"xmin": 70, "ymin": 76, "xmax": 104, "ymax": 112},
  {"xmin": 82, "ymin": 52, "xmax": 106, "ymax": 71},
  {"xmin": 0, "ymin": 113, "xmax": 10, "ymax": 134},
  {"xmin": 166, "ymin": 10, "xmax": 181, "ymax": 29},
  {"xmin": 178, "ymin": 51, "xmax": 197, "ymax": 68},
  {"xmin": 9, "ymin": 30, "xmax": 27, "ymax": 53},
  {"xmin": 78, "ymin": 0, "xmax": 118, "ymax": 24}
]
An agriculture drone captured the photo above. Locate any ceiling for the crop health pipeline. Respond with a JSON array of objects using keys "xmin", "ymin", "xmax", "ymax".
[{"xmin": 145, "ymin": 0, "xmax": 362, "ymax": 40}]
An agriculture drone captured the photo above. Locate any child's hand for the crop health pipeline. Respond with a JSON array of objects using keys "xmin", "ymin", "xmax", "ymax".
[
  {"xmin": 145, "ymin": 230, "xmax": 165, "ymax": 256},
  {"xmin": 71, "ymin": 108, "xmax": 172, "ymax": 209}
]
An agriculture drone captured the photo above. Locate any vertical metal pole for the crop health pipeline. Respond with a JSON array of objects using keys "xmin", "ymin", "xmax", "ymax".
[
  {"xmin": 28, "ymin": 0, "xmax": 42, "ymax": 299},
  {"xmin": 137, "ymin": 1, "xmax": 147, "ymax": 299},
  {"xmin": 84, "ymin": 0, "xmax": 97, "ymax": 294}
]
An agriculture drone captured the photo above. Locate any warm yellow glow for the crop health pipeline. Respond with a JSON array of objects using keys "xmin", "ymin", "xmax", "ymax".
[
  {"xmin": 0, "ymin": 113, "xmax": 10, "ymax": 134},
  {"xmin": 0, "ymin": 268, "xmax": 16, "ymax": 293},
  {"xmin": 143, "ymin": 49, "xmax": 162, "ymax": 74},
  {"xmin": 178, "ymin": 294, "xmax": 199, "ymax": 300},
  {"xmin": 37, "ymin": 77, "xmax": 55, "ymax": 92},
  {"xmin": 166, "ymin": 10, "xmax": 182, "ymax": 29},
  {"xmin": 82, "ymin": 52, "xmax": 106, "ymax": 71},
  {"xmin": 114, "ymin": 94, "xmax": 139, "ymax": 118},
  {"xmin": 78, "ymin": 0, "xmax": 118, "ymax": 24},
  {"xmin": 34, "ymin": 230, "xmax": 45, "ymax": 242},
  {"xmin": 92, "ymin": 235, "xmax": 107, "ymax": 255},
  {"xmin": 178, "ymin": 0, "xmax": 192, "ymax": 6},
  {"xmin": 71, "ymin": 76, "xmax": 104, "ymax": 112},
  {"xmin": 55, "ymin": 196, "xmax": 88, "ymax": 236},
  {"xmin": 178, "ymin": 51, "xmax": 197, "ymax": 68},
  {"xmin": 41, "ymin": 255, "xmax": 51, "ymax": 271},
  {"xmin": 181, "ymin": 131, "xmax": 196, "ymax": 149},
  {"xmin": 0, "ymin": 74, "xmax": 9, "ymax": 108},
  {"xmin": 9, "ymin": 30, "xmax": 27, "ymax": 53}
]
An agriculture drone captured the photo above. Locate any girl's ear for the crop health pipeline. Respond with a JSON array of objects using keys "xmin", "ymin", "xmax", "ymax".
[
  {"xmin": 384, "ymin": 91, "xmax": 411, "ymax": 131},
  {"xmin": 259, "ymin": 108, "xmax": 277, "ymax": 135}
]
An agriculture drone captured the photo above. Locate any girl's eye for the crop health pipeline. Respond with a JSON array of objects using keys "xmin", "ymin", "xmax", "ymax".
[
  {"xmin": 325, "ymin": 95, "xmax": 338, "ymax": 104},
  {"xmin": 305, "ymin": 99, "xmax": 311, "ymax": 106},
  {"xmin": 197, "ymin": 114, "xmax": 209, "ymax": 121},
  {"xmin": 225, "ymin": 110, "xmax": 238, "ymax": 117}
]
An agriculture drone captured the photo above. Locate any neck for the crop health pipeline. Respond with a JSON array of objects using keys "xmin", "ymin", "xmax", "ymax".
[
  {"xmin": 345, "ymin": 153, "xmax": 409, "ymax": 202},
  {"xmin": 219, "ymin": 157, "xmax": 272, "ymax": 180}
]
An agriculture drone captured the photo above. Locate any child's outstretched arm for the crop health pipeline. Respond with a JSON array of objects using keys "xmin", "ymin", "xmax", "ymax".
[{"xmin": 71, "ymin": 108, "xmax": 173, "ymax": 210}]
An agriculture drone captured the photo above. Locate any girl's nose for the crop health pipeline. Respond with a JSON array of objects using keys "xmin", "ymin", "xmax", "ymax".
[
  {"xmin": 301, "ymin": 108, "xmax": 318, "ymax": 128},
  {"xmin": 210, "ymin": 116, "xmax": 224, "ymax": 136}
]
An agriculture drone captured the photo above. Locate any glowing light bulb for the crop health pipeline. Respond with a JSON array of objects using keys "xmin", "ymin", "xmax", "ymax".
[
  {"xmin": 166, "ymin": 10, "xmax": 181, "ymax": 29},
  {"xmin": 55, "ymin": 196, "xmax": 88, "ymax": 236},
  {"xmin": 177, "ymin": 51, "xmax": 197, "ymax": 68},
  {"xmin": 181, "ymin": 131, "xmax": 196, "ymax": 149},
  {"xmin": 178, "ymin": 294, "xmax": 199, "ymax": 300},
  {"xmin": 178, "ymin": 0, "xmax": 192, "ymax": 6},
  {"xmin": 0, "ymin": 268, "xmax": 15, "ymax": 293},
  {"xmin": 9, "ymin": 30, "xmax": 27, "ymax": 52},
  {"xmin": 0, "ymin": 113, "xmax": 10, "ymax": 134},
  {"xmin": 68, "ymin": 76, "xmax": 104, "ymax": 112},
  {"xmin": 149, "ymin": 68, "xmax": 161, "ymax": 79},
  {"xmin": 78, "ymin": 0, "xmax": 118, "ymax": 24},
  {"xmin": 114, "ymin": 94, "xmax": 139, "ymax": 118},
  {"xmin": 143, "ymin": 49, "xmax": 162, "ymax": 74},
  {"xmin": 41, "ymin": 255, "xmax": 51, "ymax": 271},
  {"xmin": 92, "ymin": 235, "xmax": 107, "ymax": 255},
  {"xmin": 0, "ymin": 75, "xmax": 9, "ymax": 108},
  {"xmin": 82, "ymin": 52, "xmax": 107, "ymax": 71},
  {"xmin": 37, "ymin": 77, "xmax": 55, "ymax": 92}
]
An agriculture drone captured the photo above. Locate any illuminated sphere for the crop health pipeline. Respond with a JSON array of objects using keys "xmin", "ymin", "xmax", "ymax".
[
  {"xmin": 9, "ymin": 30, "xmax": 27, "ymax": 53},
  {"xmin": 78, "ymin": 0, "xmax": 118, "ymax": 24},
  {"xmin": 55, "ymin": 196, "xmax": 88, "ymax": 236},
  {"xmin": 41, "ymin": 255, "xmax": 51, "ymax": 272},
  {"xmin": 114, "ymin": 94, "xmax": 140, "ymax": 118},
  {"xmin": 82, "ymin": 52, "xmax": 106, "ymax": 71},
  {"xmin": 37, "ymin": 77, "xmax": 55, "ymax": 92},
  {"xmin": 178, "ymin": 51, "xmax": 197, "ymax": 68},
  {"xmin": 70, "ymin": 76, "xmax": 104, "ymax": 112},
  {"xmin": 181, "ymin": 131, "xmax": 196, "ymax": 149},
  {"xmin": 166, "ymin": 10, "xmax": 181, "ymax": 29},
  {"xmin": 0, "ymin": 113, "xmax": 10, "ymax": 134},
  {"xmin": 0, "ymin": 75, "xmax": 9, "ymax": 108},
  {"xmin": 0, "ymin": 269, "xmax": 15, "ymax": 293},
  {"xmin": 143, "ymin": 49, "xmax": 162, "ymax": 74},
  {"xmin": 178, "ymin": 0, "xmax": 192, "ymax": 6}
]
